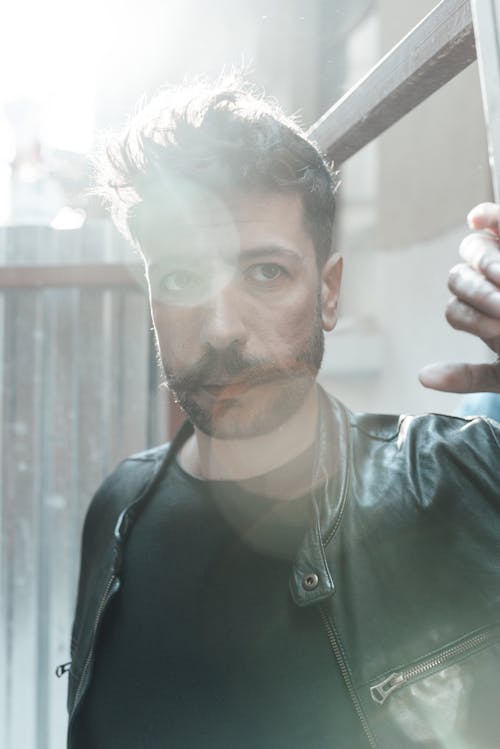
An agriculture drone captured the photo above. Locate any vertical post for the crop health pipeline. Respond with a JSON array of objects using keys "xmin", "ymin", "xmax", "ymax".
[{"xmin": 471, "ymin": 0, "xmax": 500, "ymax": 202}]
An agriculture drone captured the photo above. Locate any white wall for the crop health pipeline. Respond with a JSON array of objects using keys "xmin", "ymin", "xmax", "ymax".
[
  {"xmin": 319, "ymin": 222, "xmax": 490, "ymax": 416},
  {"xmin": 317, "ymin": 5, "xmax": 494, "ymax": 418}
]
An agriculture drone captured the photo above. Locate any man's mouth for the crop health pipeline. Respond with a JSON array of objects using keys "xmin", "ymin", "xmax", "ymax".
[
  {"xmin": 197, "ymin": 368, "xmax": 288, "ymax": 400},
  {"xmin": 201, "ymin": 380, "xmax": 252, "ymax": 399}
]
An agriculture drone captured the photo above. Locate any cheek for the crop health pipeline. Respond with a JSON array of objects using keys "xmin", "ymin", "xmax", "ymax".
[
  {"xmin": 152, "ymin": 305, "xmax": 202, "ymax": 362},
  {"xmin": 250, "ymin": 294, "xmax": 319, "ymax": 353}
]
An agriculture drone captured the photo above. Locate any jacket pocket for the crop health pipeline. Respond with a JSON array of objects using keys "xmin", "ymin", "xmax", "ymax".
[
  {"xmin": 368, "ymin": 622, "xmax": 500, "ymax": 748},
  {"xmin": 370, "ymin": 621, "xmax": 500, "ymax": 705}
]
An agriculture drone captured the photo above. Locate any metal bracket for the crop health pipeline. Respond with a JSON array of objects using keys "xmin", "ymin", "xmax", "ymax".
[
  {"xmin": 308, "ymin": 0, "xmax": 476, "ymax": 165},
  {"xmin": 471, "ymin": 0, "xmax": 500, "ymax": 202}
]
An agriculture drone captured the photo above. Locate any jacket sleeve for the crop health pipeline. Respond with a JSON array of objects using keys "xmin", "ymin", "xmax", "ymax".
[{"xmin": 67, "ymin": 452, "xmax": 162, "ymax": 713}]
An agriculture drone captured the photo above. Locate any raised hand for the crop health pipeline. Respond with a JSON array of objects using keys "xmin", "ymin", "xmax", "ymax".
[{"xmin": 419, "ymin": 202, "xmax": 500, "ymax": 393}]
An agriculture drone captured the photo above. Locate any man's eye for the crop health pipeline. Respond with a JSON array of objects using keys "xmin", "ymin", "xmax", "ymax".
[
  {"xmin": 159, "ymin": 269, "xmax": 200, "ymax": 293},
  {"xmin": 246, "ymin": 263, "xmax": 286, "ymax": 282}
]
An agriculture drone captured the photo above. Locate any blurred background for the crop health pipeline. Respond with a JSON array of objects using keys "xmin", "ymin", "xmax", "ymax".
[{"xmin": 0, "ymin": 1, "xmax": 494, "ymax": 747}]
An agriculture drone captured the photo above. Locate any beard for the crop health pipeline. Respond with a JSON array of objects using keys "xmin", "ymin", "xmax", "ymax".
[{"xmin": 158, "ymin": 305, "xmax": 325, "ymax": 439}]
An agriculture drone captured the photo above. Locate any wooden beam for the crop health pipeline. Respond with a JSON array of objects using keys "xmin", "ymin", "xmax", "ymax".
[
  {"xmin": 471, "ymin": 0, "xmax": 500, "ymax": 203},
  {"xmin": 0, "ymin": 263, "xmax": 144, "ymax": 289},
  {"xmin": 307, "ymin": 0, "xmax": 476, "ymax": 165}
]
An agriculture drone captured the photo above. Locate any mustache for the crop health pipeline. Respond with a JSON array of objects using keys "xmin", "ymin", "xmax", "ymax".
[{"xmin": 165, "ymin": 346, "xmax": 296, "ymax": 393}]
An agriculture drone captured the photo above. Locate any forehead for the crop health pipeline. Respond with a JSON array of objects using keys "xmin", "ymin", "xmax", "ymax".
[{"xmin": 144, "ymin": 189, "xmax": 314, "ymax": 265}]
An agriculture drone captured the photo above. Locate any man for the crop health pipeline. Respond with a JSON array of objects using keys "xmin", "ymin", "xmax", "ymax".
[{"xmin": 65, "ymin": 79, "xmax": 500, "ymax": 748}]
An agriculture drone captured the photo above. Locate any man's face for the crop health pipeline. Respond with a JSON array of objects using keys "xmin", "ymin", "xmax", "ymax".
[{"xmin": 146, "ymin": 190, "xmax": 341, "ymax": 439}]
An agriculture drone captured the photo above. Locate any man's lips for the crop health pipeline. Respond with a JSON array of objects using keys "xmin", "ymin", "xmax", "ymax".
[
  {"xmin": 201, "ymin": 381, "xmax": 253, "ymax": 399},
  {"xmin": 195, "ymin": 370, "xmax": 285, "ymax": 399}
]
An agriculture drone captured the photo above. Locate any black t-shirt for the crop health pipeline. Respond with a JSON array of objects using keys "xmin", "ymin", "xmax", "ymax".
[{"xmin": 74, "ymin": 453, "xmax": 364, "ymax": 749}]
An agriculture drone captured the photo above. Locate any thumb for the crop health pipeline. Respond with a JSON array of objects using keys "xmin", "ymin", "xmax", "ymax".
[{"xmin": 418, "ymin": 361, "xmax": 500, "ymax": 394}]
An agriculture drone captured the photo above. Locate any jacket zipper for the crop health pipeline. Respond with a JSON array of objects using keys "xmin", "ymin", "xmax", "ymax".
[
  {"xmin": 319, "ymin": 606, "xmax": 378, "ymax": 749},
  {"xmin": 370, "ymin": 623, "xmax": 500, "ymax": 706},
  {"xmin": 69, "ymin": 574, "xmax": 120, "ymax": 726}
]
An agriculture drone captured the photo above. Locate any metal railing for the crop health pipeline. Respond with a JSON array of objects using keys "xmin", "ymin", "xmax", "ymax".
[
  {"xmin": 0, "ymin": 223, "xmax": 167, "ymax": 749},
  {"xmin": 307, "ymin": 0, "xmax": 499, "ymax": 196}
]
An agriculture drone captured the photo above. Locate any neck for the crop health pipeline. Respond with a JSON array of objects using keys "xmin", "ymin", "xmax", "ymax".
[{"xmin": 178, "ymin": 384, "xmax": 320, "ymax": 483}]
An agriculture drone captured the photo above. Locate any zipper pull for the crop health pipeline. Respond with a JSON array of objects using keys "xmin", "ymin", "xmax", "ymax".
[
  {"xmin": 55, "ymin": 661, "xmax": 71, "ymax": 678},
  {"xmin": 370, "ymin": 672, "xmax": 403, "ymax": 705}
]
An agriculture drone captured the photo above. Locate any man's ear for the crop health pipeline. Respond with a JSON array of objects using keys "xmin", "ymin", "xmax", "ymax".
[{"xmin": 321, "ymin": 253, "xmax": 343, "ymax": 331}]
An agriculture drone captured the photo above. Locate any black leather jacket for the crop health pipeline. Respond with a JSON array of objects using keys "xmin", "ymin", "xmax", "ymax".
[{"xmin": 66, "ymin": 393, "xmax": 500, "ymax": 748}]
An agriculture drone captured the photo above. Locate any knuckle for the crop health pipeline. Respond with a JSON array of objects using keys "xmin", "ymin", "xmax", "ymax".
[
  {"xmin": 459, "ymin": 233, "xmax": 498, "ymax": 270},
  {"xmin": 447, "ymin": 263, "xmax": 466, "ymax": 292},
  {"xmin": 445, "ymin": 297, "xmax": 462, "ymax": 328},
  {"xmin": 482, "ymin": 250, "xmax": 500, "ymax": 274},
  {"xmin": 459, "ymin": 233, "xmax": 475, "ymax": 251},
  {"xmin": 482, "ymin": 284, "xmax": 500, "ymax": 310},
  {"xmin": 445, "ymin": 297, "xmax": 487, "ymax": 335},
  {"xmin": 459, "ymin": 234, "xmax": 476, "ymax": 259}
]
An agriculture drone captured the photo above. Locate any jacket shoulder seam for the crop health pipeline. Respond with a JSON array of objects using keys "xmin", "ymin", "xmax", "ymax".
[
  {"xmin": 122, "ymin": 444, "xmax": 170, "ymax": 464},
  {"xmin": 350, "ymin": 418, "xmax": 400, "ymax": 442}
]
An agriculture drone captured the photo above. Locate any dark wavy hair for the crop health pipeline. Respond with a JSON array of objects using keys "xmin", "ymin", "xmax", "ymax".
[{"xmin": 94, "ymin": 76, "xmax": 337, "ymax": 266}]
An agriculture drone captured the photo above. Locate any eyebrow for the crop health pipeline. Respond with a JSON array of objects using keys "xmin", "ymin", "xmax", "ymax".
[
  {"xmin": 148, "ymin": 245, "xmax": 302, "ymax": 272},
  {"xmin": 238, "ymin": 245, "xmax": 301, "ymax": 262}
]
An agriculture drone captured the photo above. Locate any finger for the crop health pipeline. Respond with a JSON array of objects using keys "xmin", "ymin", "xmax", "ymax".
[
  {"xmin": 445, "ymin": 298, "xmax": 500, "ymax": 352},
  {"xmin": 458, "ymin": 234, "xmax": 500, "ymax": 284},
  {"xmin": 448, "ymin": 265, "xmax": 500, "ymax": 320},
  {"xmin": 419, "ymin": 361, "xmax": 500, "ymax": 394},
  {"xmin": 467, "ymin": 202, "xmax": 500, "ymax": 236}
]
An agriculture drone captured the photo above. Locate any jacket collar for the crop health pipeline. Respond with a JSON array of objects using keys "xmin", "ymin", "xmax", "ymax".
[
  {"xmin": 289, "ymin": 390, "xmax": 351, "ymax": 607},
  {"xmin": 161, "ymin": 388, "xmax": 351, "ymax": 608}
]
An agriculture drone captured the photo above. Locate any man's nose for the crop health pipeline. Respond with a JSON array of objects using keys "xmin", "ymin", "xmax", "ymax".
[{"xmin": 201, "ymin": 285, "xmax": 248, "ymax": 350}]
